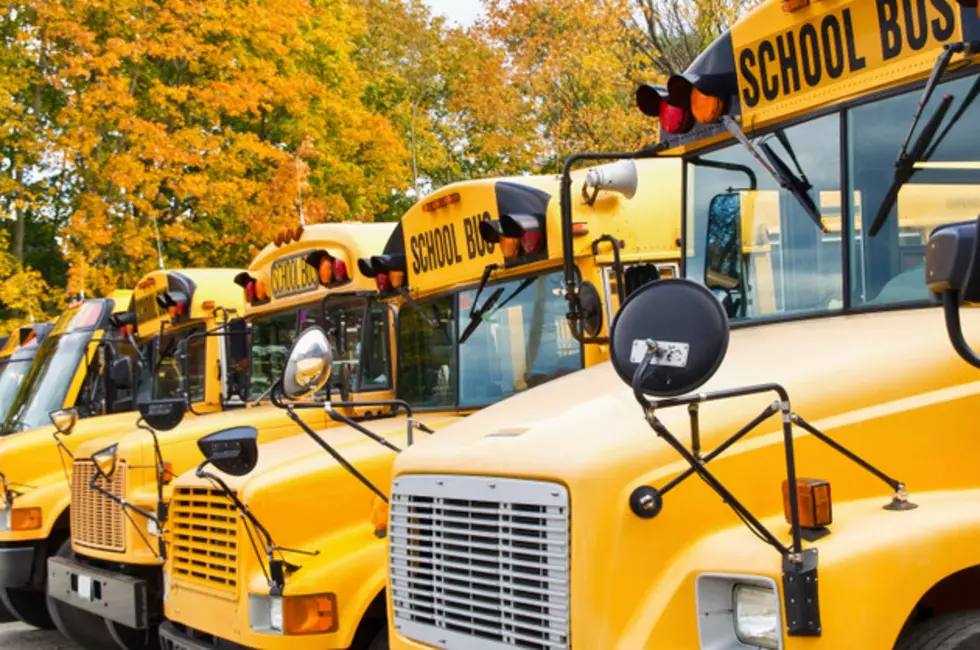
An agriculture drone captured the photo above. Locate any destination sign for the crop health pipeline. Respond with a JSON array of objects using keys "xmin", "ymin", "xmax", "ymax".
[
  {"xmin": 734, "ymin": 0, "xmax": 973, "ymax": 121},
  {"xmin": 409, "ymin": 212, "xmax": 496, "ymax": 275},
  {"xmin": 270, "ymin": 251, "xmax": 320, "ymax": 299}
]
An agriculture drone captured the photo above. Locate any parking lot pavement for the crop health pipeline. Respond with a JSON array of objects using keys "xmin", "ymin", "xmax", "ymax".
[{"xmin": 0, "ymin": 623, "xmax": 78, "ymax": 649}]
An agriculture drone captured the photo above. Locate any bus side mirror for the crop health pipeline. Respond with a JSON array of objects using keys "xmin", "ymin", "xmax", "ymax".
[
  {"xmin": 704, "ymin": 192, "xmax": 743, "ymax": 319},
  {"xmin": 107, "ymin": 356, "xmax": 136, "ymax": 414},
  {"xmin": 50, "ymin": 408, "xmax": 78, "ymax": 437},
  {"xmin": 197, "ymin": 426, "xmax": 259, "ymax": 476},
  {"xmin": 281, "ymin": 327, "xmax": 334, "ymax": 400},
  {"xmin": 139, "ymin": 398, "xmax": 186, "ymax": 432},
  {"xmin": 927, "ymin": 218, "xmax": 980, "ymax": 369},
  {"xmin": 610, "ymin": 279, "xmax": 729, "ymax": 397}
]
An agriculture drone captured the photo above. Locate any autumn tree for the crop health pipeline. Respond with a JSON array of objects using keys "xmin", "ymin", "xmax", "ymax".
[{"xmin": 2, "ymin": 0, "xmax": 408, "ymax": 300}]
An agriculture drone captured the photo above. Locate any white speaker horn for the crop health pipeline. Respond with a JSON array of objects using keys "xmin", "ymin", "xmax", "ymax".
[{"xmin": 583, "ymin": 159, "xmax": 638, "ymax": 204}]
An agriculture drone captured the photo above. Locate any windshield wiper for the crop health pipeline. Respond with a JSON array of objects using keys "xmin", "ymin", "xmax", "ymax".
[
  {"xmin": 721, "ymin": 116, "xmax": 826, "ymax": 232},
  {"xmin": 868, "ymin": 41, "xmax": 978, "ymax": 236},
  {"xmin": 458, "ymin": 264, "xmax": 500, "ymax": 345},
  {"xmin": 459, "ymin": 275, "xmax": 538, "ymax": 345}
]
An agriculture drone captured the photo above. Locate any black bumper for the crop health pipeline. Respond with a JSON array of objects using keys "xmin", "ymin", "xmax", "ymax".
[
  {"xmin": 47, "ymin": 556, "xmax": 149, "ymax": 629},
  {"xmin": 159, "ymin": 621, "xmax": 249, "ymax": 650},
  {"xmin": 0, "ymin": 543, "xmax": 35, "ymax": 588}
]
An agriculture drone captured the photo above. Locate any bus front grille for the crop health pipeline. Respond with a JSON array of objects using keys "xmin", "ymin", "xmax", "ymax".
[
  {"xmin": 71, "ymin": 460, "xmax": 126, "ymax": 553},
  {"xmin": 170, "ymin": 487, "xmax": 239, "ymax": 593},
  {"xmin": 389, "ymin": 475, "xmax": 570, "ymax": 650}
]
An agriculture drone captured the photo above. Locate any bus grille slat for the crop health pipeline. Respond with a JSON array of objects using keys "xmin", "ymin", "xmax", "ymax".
[
  {"xmin": 170, "ymin": 487, "xmax": 239, "ymax": 593},
  {"xmin": 390, "ymin": 475, "xmax": 570, "ymax": 650},
  {"xmin": 71, "ymin": 460, "xmax": 126, "ymax": 553}
]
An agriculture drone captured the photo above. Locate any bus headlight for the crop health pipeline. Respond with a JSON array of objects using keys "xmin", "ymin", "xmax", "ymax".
[
  {"xmin": 696, "ymin": 574, "xmax": 782, "ymax": 649},
  {"xmin": 250, "ymin": 594, "xmax": 337, "ymax": 635},
  {"xmin": 733, "ymin": 584, "xmax": 780, "ymax": 649}
]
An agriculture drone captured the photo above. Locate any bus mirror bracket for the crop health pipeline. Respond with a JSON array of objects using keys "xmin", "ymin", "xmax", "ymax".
[
  {"xmin": 610, "ymin": 279, "xmax": 917, "ymax": 638},
  {"xmin": 927, "ymin": 217, "xmax": 980, "ymax": 368}
]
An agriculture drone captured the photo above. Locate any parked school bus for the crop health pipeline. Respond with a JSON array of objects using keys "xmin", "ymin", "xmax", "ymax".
[
  {"xmin": 0, "ymin": 323, "xmax": 54, "ymax": 427},
  {"xmin": 0, "ymin": 290, "xmax": 143, "ymax": 627},
  {"xmin": 385, "ymin": 1, "xmax": 980, "ymax": 648},
  {"xmin": 158, "ymin": 165, "xmax": 683, "ymax": 650},
  {"xmin": 45, "ymin": 223, "xmax": 395, "ymax": 650}
]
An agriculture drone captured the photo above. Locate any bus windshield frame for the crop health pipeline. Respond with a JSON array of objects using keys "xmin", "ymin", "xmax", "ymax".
[
  {"xmin": 684, "ymin": 67, "xmax": 980, "ymax": 326},
  {"xmin": 0, "ymin": 345, "xmax": 42, "ymax": 427}
]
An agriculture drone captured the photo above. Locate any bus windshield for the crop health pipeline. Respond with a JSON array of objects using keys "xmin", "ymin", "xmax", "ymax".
[
  {"xmin": 0, "ymin": 345, "xmax": 40, "ymax": 426},
  {"xmin": 687, "ymin": 72, "xmax": 980, "ymax": 322},
  {"xmin": 2, "ymin": 330, "xmax": 97, "ymax": 434},
  {"xmin": 398, "ymin": 270, "xmax": 581, "ymax": 408}
]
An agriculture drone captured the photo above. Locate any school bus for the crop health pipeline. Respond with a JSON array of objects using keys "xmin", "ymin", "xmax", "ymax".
[
  {"xmin": 44, "ymin": 224, "xmax": 395, "ymax": 650},
  {"xmin": 0, "ymin": 291, "xmax": 145, "ymax": 628},
  {"xmin": 0, "ymin": 324, "xmax": 54, "ymax": 427},
  {"xmin": 384, "ymin": 1, "xmax": 980, "ymax": 649},
  {"xmin": 157, "ymin": 165, "xmax": 682, "ymax": 650}
]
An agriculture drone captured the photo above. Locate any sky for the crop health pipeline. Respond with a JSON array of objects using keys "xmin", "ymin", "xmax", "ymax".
[{"xmin": 422, "ymin": 0, "xmax": 484, "ymax": 26}]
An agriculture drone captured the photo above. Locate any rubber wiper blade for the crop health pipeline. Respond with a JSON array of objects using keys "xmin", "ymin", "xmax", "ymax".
[
  {"xmin": 868, "ymin": 93, "xmax": 953, "ymax": 237},
  {"xmin": 458, "ymin": 287, "xmax": 503, "ymax": 345},
  {"xmin": 721, "ymin": 115, "xmax": 825, "ymax": 232},
  {"xmin": 759, "ymin": 141, "xmax": 825, "ymax": 232}
]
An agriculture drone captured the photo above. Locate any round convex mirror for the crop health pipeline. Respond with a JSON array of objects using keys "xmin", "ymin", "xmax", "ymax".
[
  {"xmin": 610, "ymin": 279, "xmax": 729, "ymax": 397},
  {"xmin": 281, "ymin": 327, "xmax": 334, "ymax": 400}
]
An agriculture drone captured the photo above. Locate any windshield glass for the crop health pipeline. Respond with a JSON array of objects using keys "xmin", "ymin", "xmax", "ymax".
[
  {"xmin": 149, "ymin": 325, "xmax": 207, "ymax": 402},
  {"xmin": 398, "ymin": 270, "xmax": 582, "ymax": 408},
  {"xmin": 3, "ymin": 330, "xmax": 96, "ymax": 434},
  {"xmin": 686, "ymin": 72, "xmax": 980, "ymax": 321},
  {"xmin": 0, "ymin": 346, "xmax": 40, "ymax": 425},
  {"xmin": 249, "ymin": 308, "xmax": 306, "ymax": 401}
]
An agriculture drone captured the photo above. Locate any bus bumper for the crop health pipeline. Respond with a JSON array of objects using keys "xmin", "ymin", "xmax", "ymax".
[
  {"xmin": 160, "ymin": 621, "xmax": 249, "ymax": 650},
  {"xmin": 0, "ymin": 542, "xmax": 36, "ymax": 588},
  {"xmin": 47, "ymin": 556, "xmax": 149, "ymax": 629}
]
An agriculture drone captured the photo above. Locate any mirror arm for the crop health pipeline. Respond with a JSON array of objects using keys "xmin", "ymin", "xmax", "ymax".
[
  {"xmin": 592, "ymin": 234, "xmax": 626, "ymax": 305},
  {"xmin": 393, "ymin": 287, "xmax": 439, "ymax": 328},
  {"xmin": 194, "ymin": 460, "xmax": 274, "ymax": 547},
  {"xmin": 136, "ymin": 418, "xmax": 169, "ymax": 522},
  {"xmin": 943, "ymin": 289, "xmax": 980, "ymax": 368},
  {"xmin": 324, "ymin": 405, "xmax": 402, "ymax": 453},
  {"xmin": 283, "ymin": 407, "xmax": 390, "ymax": 503}
]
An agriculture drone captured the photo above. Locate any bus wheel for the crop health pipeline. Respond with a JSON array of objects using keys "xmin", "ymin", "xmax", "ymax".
[
  {"xmin": 1, "ymin": 587, "xmax": 53, "ymax": 630},
  {"xmin": 896, "ymin": 611, "xmax": 980, "ymax": 649},
  {"xmin": 46, "ymin": 540, "xmax": 118, "ymax": 648},
  {"xmin": 107, "ymin": 619, "xmax": 160, "ymax": 650},
  {"xmin": 367, "ymin": 628, "xmax": 389, "ymax": 650}
]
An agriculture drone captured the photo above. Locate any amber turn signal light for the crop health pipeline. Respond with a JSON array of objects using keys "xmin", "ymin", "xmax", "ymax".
[
  {"xmin": 283, "ymin": 593, "xmax": 338, "ymax": 635},
  {"xmin": 160, "ymin": 462, "xmax": 175, "ymax": 485},
  {"xmin": 783, "ymin": 478, "xmax": 832, "ymax": 528},
  {"xmin": 11, "ymin": 507, "xmax": 42, "ymax": 531}
]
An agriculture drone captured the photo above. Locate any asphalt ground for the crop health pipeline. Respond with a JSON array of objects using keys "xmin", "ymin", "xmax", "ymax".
[{"xmin": 0, "ymin": 622, "xmax": 80, "ymax": 649}]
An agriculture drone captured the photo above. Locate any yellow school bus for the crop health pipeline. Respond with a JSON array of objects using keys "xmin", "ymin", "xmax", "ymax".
[
  {"xmin": 385, "ymin": 1, "xmax": 980, "ymax": 649},
  {"xmin": 46, "ymin": 224, "xmax": 395, "ymax": 649},
  {"xmin": 158, "ymin": 165, "xmax": 683, "ymax": 650},
  {"xmin": 0, "ymin": 291, "xmax": 144, "ymax": 627},
  {"xmin": 0, "ymin": 274, "xmax": 247, "ymax": 633}
]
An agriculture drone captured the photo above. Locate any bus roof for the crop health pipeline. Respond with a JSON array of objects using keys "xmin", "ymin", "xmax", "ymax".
[
  {"xmin": 242, "ymin": 222, "xmax": 396, "ymax": 316},
  {"xmin": 396, "ymin": 160, "xmax": 683, "ymax": 296},
  {"xmin": 133, "ymin": 269, "xmax": 246, "ymax": 339}
]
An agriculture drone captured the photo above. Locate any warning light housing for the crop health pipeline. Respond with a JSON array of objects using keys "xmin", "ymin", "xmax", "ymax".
[
  {"xmin": 783, "ymin": 478, "xmax": 832, "ymax": 528},
  {"xmin": 479, "ymin": 213, "xmax": 547, "ymax": 264},
  {"xmin": 305, "ymin": 251, "xmax": 351, "ymax": 288},
  {"xmin": 357, "ymin": 255, "xmax": 407, "ymax": 295},
  {"xmin": 234, "ymin": 273, "xmax": 270, "ymax": 306}
]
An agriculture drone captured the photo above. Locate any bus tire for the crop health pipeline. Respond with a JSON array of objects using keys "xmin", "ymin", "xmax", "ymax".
[
  {"xmin": 107, "ymin": 618, "xmax": 160, "ymax": 650},
  {"xmin": 1, "ymin": 587, "xmax": 54, "ymax": 630},
  {"xmin": 896, "ymin": 611, "xmax": 980, "ymax": 650},
  {"xmin": 367, "ymin": 628, "xmax": 389, "ymax": 650},
  {"xmin": 45, "ymin": 540, "xmax": 118, "ymax": 648}
]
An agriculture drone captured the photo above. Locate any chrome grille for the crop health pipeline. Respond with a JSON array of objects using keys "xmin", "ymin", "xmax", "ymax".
[
  {"xmin": 170, "ymin": 487, "xmax": 239, "ymax": 593},
  {"xmin": 71, "ymin": 460, "xmax": 126, "ymax": 552},
  {"xmin": 390, "ymin": 475, "xmax": 570, "ymax": 650}
]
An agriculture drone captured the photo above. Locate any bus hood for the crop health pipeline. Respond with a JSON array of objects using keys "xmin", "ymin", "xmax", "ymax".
[{"xmin": 394, "ymin": 306, "xmax": 980, "ymax": 479}]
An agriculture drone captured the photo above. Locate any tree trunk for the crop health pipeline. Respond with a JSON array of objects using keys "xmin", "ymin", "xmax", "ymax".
[{"xmin": 12, "ymin": 168, "xmax": 24, "ymax": 262}]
